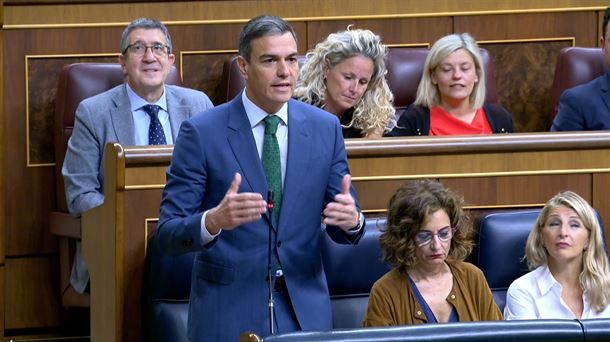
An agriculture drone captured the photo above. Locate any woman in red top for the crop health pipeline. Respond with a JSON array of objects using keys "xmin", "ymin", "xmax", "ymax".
[{"xmin": 387, "ymin": 33, "xmax": 513, "ymax": 136}]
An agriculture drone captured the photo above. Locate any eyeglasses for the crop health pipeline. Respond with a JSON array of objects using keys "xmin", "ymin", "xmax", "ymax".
[
  {"xmin": 414, "ymin": 226, "xmax": 456, "ymax": 247},
  {"xmin": 123, "ymin": 42, "xmax": 170, "ymax": 57}
]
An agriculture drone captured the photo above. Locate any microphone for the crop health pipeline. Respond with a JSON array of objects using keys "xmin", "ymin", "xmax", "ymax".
[
  {"xmin": 266, "ymin": 190, "xmax": 275, "ymax": 220},
  {"xmin": 266, "ymin": 190, "xmax": 275, "ymax": 335}
]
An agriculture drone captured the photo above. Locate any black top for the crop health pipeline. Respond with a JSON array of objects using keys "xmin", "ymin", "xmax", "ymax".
[
  {"xmin": 386, "ymin": 102, "xmax": 514, "ymax": 136},
  {"xmin": 299, "ymin": 95, "xmax": 364, "ymax": 138},
  {"xmin": 340, "ymin": 107, "xmax": 366, "ymax": 138}
]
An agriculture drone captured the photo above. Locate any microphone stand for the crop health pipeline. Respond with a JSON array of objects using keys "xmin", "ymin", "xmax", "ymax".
[{"xmin": 266, "ymin": 190, "xmax": 275, "ymax": 335}]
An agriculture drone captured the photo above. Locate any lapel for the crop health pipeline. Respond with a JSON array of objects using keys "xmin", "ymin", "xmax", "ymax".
[
  {"xmin": 226, "ymin": 96, "xmax": 269, "ymax": 207},
  {"xmin": 601, "ymin": 72, "xmax": 610, "ymax": 113},
  {"xmin": 279, "ymin": 100, "xmax": 311, "ymax": 230},
  {"xmin": 110, "ymin": 85, "xmax": 136, "ymax": 146},
  {"xmin": 165, "ymin": 86, "xmax": 190, "ymax": 140}
]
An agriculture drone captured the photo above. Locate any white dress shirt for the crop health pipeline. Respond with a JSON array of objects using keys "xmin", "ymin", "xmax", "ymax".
[
  {"xmin": 199, "ymin": 90, "xmax": 289, "ymax": 244},
  {"xmin": 126, "ymin": 83, "xmax": 173, "ymax": 145},
  {"xmin": 504, "ymin": 265, "xmax": 610, "ymax": 319}
]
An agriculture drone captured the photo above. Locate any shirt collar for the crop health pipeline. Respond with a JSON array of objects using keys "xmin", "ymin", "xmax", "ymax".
[
  {"xmin": 535, "ymin": 265, "xmax": 561, "ymax": 297},
  {"xmin": 241, "ymin": 89, "xmax": 288, "ymax": 128},
  {"xmin": 126, "ymin": 83, "xmax": 168, "ymax": 112}
]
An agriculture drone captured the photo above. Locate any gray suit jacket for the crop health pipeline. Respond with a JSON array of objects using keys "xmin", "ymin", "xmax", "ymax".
[{"xmin": 62, "ymin": 83, "xmax": 214, "ymax": 217}]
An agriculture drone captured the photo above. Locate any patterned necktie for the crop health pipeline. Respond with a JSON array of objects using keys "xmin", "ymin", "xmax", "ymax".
[
  {"xmin": 262, "ymin": 115, "xmax": 282, "ymax": 221},
  {"xmin": 142, "ymin": 104, "xmax": 167, "ymax": 145}
]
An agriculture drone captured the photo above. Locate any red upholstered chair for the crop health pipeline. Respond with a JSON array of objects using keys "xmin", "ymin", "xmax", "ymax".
[
  {"xmin": 217, "ymin": 56, "xmax": 245, "ymax": 105},
  {"xmin": 51, "ymin": 62, "xmax": 181, "ymax": 307},
  {"xmin": 386, "ymin": 47, "xmax": 498, "ymax": 112},
  {"xmin": 549, "ymin": 47, "xmax": 607, "ymax": 122}
]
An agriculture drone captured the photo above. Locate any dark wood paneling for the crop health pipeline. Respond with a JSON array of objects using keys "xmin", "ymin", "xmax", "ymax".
[
  {"xmin": 592, "ymin": 173, "xmax": 610, "ymax": 249},
  {"xmin": 182, "ymin": 52, "xmax": 237, "ymax": 105},
  {"xmin": 5, "ymin": 1, "xmax": 609, "ymax": 27},
  {"xmin": 4, "ymin": 27, "xmax": 124, "ymax": 258},
  {"xmin": 456, "ymin": 12, "xmax": 598, "ymax": 132},
  {"xmin": 306, "ymin": 17, "xmax": 452, "ymax": 49},
  {"xmin": 27, "ymin": 56, "xmax": 118, "ymax": 165},
  {"xmin": 122, "ymin": 189, "xmax": 163, "ymax": 342},
  {"xmin": 4, "ymin": 257, "xmax": 61, "ymax": 329},
  {"xmin": 482, "ymin": 40, "xmax": 572, "ymax": 132},
  {"xmin": 0, "ymin": 266, "xmax": 4, "ymax": 338},
  {"xmin": 354, "ymin": 174, "xmax": 593, "ymax": 214},
  {"xmin": 1, "ymin": 0, "xmax": 5, "ymax": 337},
  {"xmin": 455, "ymin": 12, "xmax": 598, "ymax": 46},
  {"xmin": 443, "ymin": 175, "xmax": 591, "ymax": 206}
]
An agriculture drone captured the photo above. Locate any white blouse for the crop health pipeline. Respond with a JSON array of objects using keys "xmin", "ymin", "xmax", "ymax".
[{"xmin": 504, "ymin": 265, "xmax": 610, "ymax": 320}]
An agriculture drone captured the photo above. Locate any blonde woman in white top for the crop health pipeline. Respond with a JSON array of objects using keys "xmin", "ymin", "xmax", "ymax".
[{"xmin": 504, "ymin": 191, "xmax": 610, "ymax": 319}]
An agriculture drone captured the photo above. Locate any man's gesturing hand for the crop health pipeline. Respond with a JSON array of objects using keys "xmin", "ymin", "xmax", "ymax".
[
  {"xmin": 205, "ymin": 173, "xmax": 267, "ymax": 234},
  {"xmin": 322, "ymin": 174, "xmax": 359, "ymax": 231}
]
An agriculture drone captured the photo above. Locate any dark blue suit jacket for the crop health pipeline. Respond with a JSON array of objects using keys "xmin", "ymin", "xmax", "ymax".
[
  {"xmin": 551, "ymin": 72, "xmax": 610, "ymax": 131},
  {"xmin": 157, "ymin": 95, "xmax": 363, "ymax": 341}
]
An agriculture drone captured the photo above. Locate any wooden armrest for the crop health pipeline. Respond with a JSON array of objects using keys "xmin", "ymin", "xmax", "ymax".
[{"xmin": 50, "ymin": 211, "xmax": 82, "ymax": 239}]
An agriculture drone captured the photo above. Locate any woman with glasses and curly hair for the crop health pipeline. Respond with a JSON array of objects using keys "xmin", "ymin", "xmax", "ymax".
[
  {"xmin": 294, "ymin": 28, "xmax": 395, "ymax": 138},
  {"xmin": 504, "ymin": 191, "xmax": 610, "ymax": 319},
  {"xmin": 363, "ymin": 179, "xmax": 501, "ymax": 326}
]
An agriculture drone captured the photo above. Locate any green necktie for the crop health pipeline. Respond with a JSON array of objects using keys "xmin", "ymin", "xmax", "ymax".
[{"xmin": 262, "ymin": 115, "xmax": 282, "ymax": 221}]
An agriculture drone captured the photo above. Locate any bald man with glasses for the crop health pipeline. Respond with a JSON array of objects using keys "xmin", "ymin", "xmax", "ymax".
[{"xmin": 62, "ymin": 17, "xmax": 214, "ymax": 294}]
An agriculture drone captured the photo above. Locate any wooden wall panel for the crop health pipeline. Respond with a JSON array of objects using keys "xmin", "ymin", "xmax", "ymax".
[
  {"xmin": 482, "ymin": 40, "xmax": 572, "ymax": 132},
  {"xmin": 0, "ymin": 4, "xmax": 5, "ymax": 267},
  {"xmin": 456, "ymin": 12, "xmax": 599, "ymax": 132},
  {"xmin": 4, "ymin": 0, "xmax": 609, "ymax": 26},
  {"xmin": 306, "ymin": 17, "xmax": 452, "ymax": 49},
  {"xmin": 4, "ymin": 257, "xmax": 61, "ymax": 329},
  {"xmin": 0, "ymin": 266, "xmax": 4, "ymax": 338},
  {"xmin": 182, "ymin": 52, "xmax": 238, "ymax": 105},
  {"xmin": 443, "ymin": 174, "xmax": 591, "ymax": 207},
  {"xmin": 123, "ymin": 189, "xmax": 163, "ymax": 342},
  {"xmin": 4, "ymin": 27, "xmax": 124, "ymax": 259},
  {"xmin": 1, "ymin": 1, "xmax": 5, "ymax": 338},
  {"xmin": 354, "ymin": 174, "xmax": 593, "ymax": 214},
  {"xmin": 592, "ymin": 173, "xmax": 610, "ymax": 235},
  {"xmin": 27, "ymin": 55, "xmax": 118, "ymax": 166},
  {"xmin": 455, "ymin": 12, "xmax": 598, "ymax": 46}
]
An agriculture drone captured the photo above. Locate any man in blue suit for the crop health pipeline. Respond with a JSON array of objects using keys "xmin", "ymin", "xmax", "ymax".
[
  {"xmin": 551, "ymin": 7, "xmax": 610, "ymax": 131},
  {"xmin": 157, "ymin": 15, "xmax": 365, "ymax": 341}
]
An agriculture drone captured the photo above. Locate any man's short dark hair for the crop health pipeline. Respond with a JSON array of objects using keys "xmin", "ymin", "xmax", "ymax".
[
  {"xmin": 120, "ymin": 17, "xmax": 173, "ymax": 55},
  {"xmin": 238, "ymin": 15, "xmax": 297, "ymax": 61},
  {"xmin": 603, "ymin": 7, "xmax": 610, "ymax": 38}
]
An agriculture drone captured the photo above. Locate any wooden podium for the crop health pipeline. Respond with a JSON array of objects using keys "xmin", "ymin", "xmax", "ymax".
[
  {"xmin": 83, "ymin": 132, "xmax": 610, "ymax": 341},
  {"xmin": 82, "ymin": 143, "xmax": 172, "ymax": 342}
]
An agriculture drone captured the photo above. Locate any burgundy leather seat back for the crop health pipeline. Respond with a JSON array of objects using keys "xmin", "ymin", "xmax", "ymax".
[
  {"xmin": 385, "ymin": 48, "xmax": 428, "ymax": 110},
  {"xmin": 54, "ymin": 63, "xmax": 182, "ymax": 212},
  {"xmin": 386, "ymin": 47, "xmax": 497, "ymax": 111},
  {"xmin": 550, "ymin": 47, "xmax": 607, "ymax": 121},
  {"xmin": 217, "ymin": 57, "xmax": 245, "ymax": 105}
]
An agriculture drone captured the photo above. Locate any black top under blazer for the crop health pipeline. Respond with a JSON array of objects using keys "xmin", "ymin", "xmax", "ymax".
[{"xmin": 386, "ymin": 102, "xmax": 514, "ymax": 136}]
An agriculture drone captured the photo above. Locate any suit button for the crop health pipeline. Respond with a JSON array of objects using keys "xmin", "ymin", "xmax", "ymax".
[
  {"xmin": 183, "ymin": 239, "xmax": 194, "ymax": 247},
  {"xmin": 276, "ymin": 240, "xmax": 282, "ymax": 247}
]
